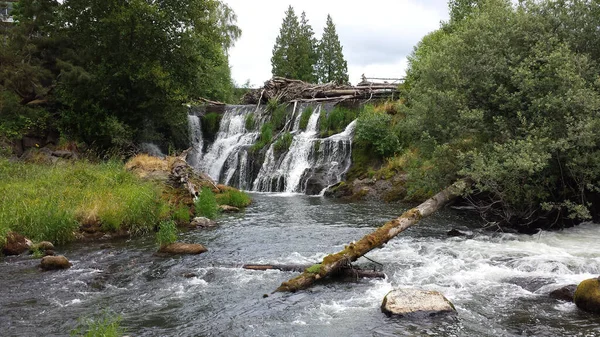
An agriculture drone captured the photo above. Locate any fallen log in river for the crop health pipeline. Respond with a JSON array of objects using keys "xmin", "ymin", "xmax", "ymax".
[{"xmin": 275, "ymin": 179, "xmax": 472, "ymax": 293}]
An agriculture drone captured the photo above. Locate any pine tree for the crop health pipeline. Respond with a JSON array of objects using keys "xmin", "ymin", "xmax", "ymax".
[
  {"xmin": 296, "ymin": 11, "xmax": 318, "ymax": 83},
  {"xmin": 271, "ymin": 6, "xmax": 300, "ymax": 79},
  {"xmin": 316, "ymin": 14, "xmax": 349, "ymax": 85}
]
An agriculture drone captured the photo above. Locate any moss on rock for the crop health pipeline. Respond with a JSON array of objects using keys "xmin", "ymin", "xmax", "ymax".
[{"xmin": 574, "ymin": 278, "xmax": 600, "ymax": 314}]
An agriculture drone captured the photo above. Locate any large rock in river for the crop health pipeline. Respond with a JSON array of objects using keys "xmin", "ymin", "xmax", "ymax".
[
  {"xmin": 381, "ymin": 289, "xmax": 456, "ymax": 317},
  {"xmin": 158, "ymin": 242, "xmax": 208, "ymax": 255},
  {"xmin": 191, "ymin": 217, "xmax": 217, "ymax": 228},
  {"xmin": 40, "ymin": 255, "xmax": 72, "ymax": 271},
  {"xmin": 574, "ymin": 277, "xmax": 600, "ymax": 314},
  {"xmin": 2, "ymin": 232, "xmax": 33, "ymax": 256},
  {"xmin": 549, "ymin": 284, "xmax": 577, "ymax": 302}
]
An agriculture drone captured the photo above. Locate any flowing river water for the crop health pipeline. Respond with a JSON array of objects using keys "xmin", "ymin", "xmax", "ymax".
[{"xmin": 2, "ymin": 194, "xmax": 600, "ymax": 336}]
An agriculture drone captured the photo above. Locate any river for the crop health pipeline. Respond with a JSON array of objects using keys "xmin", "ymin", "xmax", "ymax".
[{"xmin": 1, "ymin": 194, "xmax": 600, "ymax": 336}]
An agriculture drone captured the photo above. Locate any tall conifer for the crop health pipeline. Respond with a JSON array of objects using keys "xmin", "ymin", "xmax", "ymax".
[
  {"xmin": 271, "ymin": 6, "xmax": 300, "ymax": 79},
  {"xmin": 316, "ymin": 14, "xmax": 348, "ymax": 84}
]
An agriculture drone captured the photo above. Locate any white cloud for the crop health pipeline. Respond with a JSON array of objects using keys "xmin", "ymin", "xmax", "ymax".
[{"xmin": 224, "ymin": 0, "xmax": 449, "ymax": 87}]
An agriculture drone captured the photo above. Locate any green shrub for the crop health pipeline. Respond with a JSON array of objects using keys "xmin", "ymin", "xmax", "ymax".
[
  {"xmin": 273, "ymin": 132, "xmax": 293, "ymax": 155},
  {"xmin": 71, "ymin": 310, "xmax": 125, "ymax": 337},
  {"xmin": 250, "ymin": 123, "xmax": 273, "ymax": 152},
  {"xmin": 355, "ymin": 106, "xmax": 399, "ymax": 157},
  {"xmin": 271, "ymin": 104, "xmax": 288, "ymax": 130},
  {"xmin": 195, "ymin": 187, "xmax": 219, "ymax": 219},
  {"xmin": 156, "ymin": 220, "xmax": 178, "ymax": 247},
  {"xmin": 245, "ymin": 112, "xmax": 255, "ymax": 131},
  {"xmin": 215, "ymin": 189, "xmax": 251, "ymax": 208},
  {"xmin": 299, "ymin": 107, "xmax": 313, "ymax": 130}
]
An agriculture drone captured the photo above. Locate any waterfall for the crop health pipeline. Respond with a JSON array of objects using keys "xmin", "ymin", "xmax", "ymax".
[
  {"xmin": 187, "ymin": 115, "xmax": 203, "ymax": 168},
  {"xmin": 199, "ymin": 106, "xmax": 259, "ymax": 182},
  {"xmin": 188, "ymin": 103, "xmax": 356, "ymax": 194}
]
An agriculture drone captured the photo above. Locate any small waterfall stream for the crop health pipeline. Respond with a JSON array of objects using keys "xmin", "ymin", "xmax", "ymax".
[{"xmin": 189, "ymin": 103, "xmax": 356, "ymax": 194}]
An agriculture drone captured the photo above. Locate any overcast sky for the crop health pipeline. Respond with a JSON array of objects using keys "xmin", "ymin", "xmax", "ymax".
[{"xmin": 224, "ymin": 0, "xmax": 450, "ymax": 87}]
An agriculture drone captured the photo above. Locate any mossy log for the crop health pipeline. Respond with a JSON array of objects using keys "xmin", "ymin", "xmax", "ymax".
[
  {"xmin": 243, "ymin": 264, "xmax": 385, "ymax": 279},
  {"xmin": 275, "ymin": 179, "xmax": 472, "ymax": 293}
]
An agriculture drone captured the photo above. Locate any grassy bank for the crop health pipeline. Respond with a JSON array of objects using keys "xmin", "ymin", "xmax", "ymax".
[{"xmin": 0, "ymin": 159, "xmax": 168, "ymax": 246}]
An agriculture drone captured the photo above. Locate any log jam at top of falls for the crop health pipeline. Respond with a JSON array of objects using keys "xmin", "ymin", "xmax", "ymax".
[{"xmin": 187, "ymin": 103, "xmax": 355, "ymax": 195}]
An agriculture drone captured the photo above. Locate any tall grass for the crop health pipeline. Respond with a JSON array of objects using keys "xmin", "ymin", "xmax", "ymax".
[
  {"xmin": 0, "ymin": 159, "xmax": 167, "ymax": 245},
  {"xmin": 195, "ymin": 187, "xmax": 219, "ymax": 219},
  {"xmin": 250, "ymin": 122, "xmax": 273, "ymax": 152},
  {"xmin": 299, "ymin": 107, "xmax": 313, "ymax": 131},
  {"xmin": 215, "ymin": 189, "xmax": 251, "ymax": 208},
  {"xmin": 273, "ymin": 132, "xmax": 293, "ymax": 155},
  {"xmin": 156, "ymin": 220, "xmax": 178, "ymax": 247},
  {"xmin": 319, "ymin": 106, "xmax": 358, "ymax": 137}
]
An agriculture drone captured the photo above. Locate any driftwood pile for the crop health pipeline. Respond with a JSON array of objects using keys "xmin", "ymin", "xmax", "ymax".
[{"xmin": 242, "ymin": 77, "xmax": 399, "ymax": 104}]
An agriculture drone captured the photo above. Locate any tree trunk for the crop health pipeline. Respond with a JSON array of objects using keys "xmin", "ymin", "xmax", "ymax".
[
  {"xmin": 275, "ymin": 179, "xmax": 472, "ymax": 293},
  {"xmin": 244, "ymin": 264, "xmax": 385, "ymax": 279}
]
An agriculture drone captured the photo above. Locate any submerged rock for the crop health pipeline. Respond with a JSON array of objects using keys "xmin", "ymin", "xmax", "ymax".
[
  {"xmin": 158, "ymin": 243, "xmax": 208, "ymax": 255},
  {"xmin": 219, "ymin": 205, "xmax": 240, "ymax": 213},
  {"xmin": 381, "ymin": 289, "xmax": 456, "ymax": 317},
  {"xmin": 30, "ymin": 241, "xmax": 55, "ymax": 252},
  {"xmin": 2, "ymin": 232, "xmax": 33, "ymax": 256},
  {"xmin": 40, "ymin": 255, "xmax": 72, "ymax": 271},
  {"xmin": 447, "ymin": 228, "xmax": 474, "ymax": 238},
  {"xmin": 549, "ymin": 284, "xmax": 577, "ymax": 302},
  {"xmin": 191, "ymin": 217, "xmax": 217, "ymax": 228},
  {"xmin": 574, "ymin": 277, "xmax": 600, "ymax": 314}
]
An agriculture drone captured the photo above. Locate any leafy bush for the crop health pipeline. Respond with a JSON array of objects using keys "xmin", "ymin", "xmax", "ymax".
[
  {"xmin": 195, "ymin": 187, "xmax": 219, "ymax": 219},
  {"xmin": 273, "ymin": 132, "xmax": 293, "ymax": 155},
  {"xmin": 215, "ymin": 189, "xmax": 251, "ymax": 208},
  {"xmin": 299, "ymin": 107, "xmax": 313, "ymax": 130},
  {"xmin": 355, "ymin": 106, "xmax": 400, "ymax": 157},
  {"xmin": 156, "ymin": 220, "xmax": 178, "ymax": 247}
]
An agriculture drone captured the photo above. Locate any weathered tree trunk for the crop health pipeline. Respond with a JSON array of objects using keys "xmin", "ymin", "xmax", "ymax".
[
  {"xmin": 275, "ymin": 179, "xmax": 472, "ymax": 293},
  {"xmin": 244, "ymin": 264, "xmax": 385, "ymax": 279}
]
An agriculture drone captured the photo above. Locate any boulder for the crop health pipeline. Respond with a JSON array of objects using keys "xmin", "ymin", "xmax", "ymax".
[
  {"xmin": 381, "ymin": 289, "xmax": 456, "ymax": 317},
  {"xmin": 158, "ymin": 243, "xmax": 208, "ymax": 255},
  {"xmin": 219, "ymin": 205, "xmax": 240, "ymax": 213},
  {"xmin": 2, "ymin": 232, "xmax": 33, "ymax": 256},
  {"xmin": 40, "ymin": 255, "xmax": 72, "ymax": 271},
  {"xmin": 51, "ymin": 150, "xmax": 77, "ymax": 159},
  {"xmin": 191, "ymin": 217, "xmax": 217, "ymax": 228},
  {"xmin": 574, "ymin": 277, "xmax": 600, "ymax": 314},
  {"xmin": 549, "ymin": 284, "xmax": 577, "ymax": 302},
  {"xmin": 30, "ymin": 241, "xmax": 55, "ymax": 252}
]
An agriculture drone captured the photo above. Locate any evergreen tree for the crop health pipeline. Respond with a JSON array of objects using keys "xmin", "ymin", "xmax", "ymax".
[
  {"xmin": 271, "ymin": 6, "xmax": 300, "ymax": 79},
  {"xmin": 296, "ymin": 11, "xmax": 318, "ymax": 83},
  {"xmin": 316, "ymin": 14, "xmax": 348, "ymax": 85}
]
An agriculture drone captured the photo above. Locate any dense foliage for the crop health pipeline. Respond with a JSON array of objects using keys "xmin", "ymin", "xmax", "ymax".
[
  {"xmin": 0, "ymin": 0, "xmax": 240, "ymax": 151},
  {"xmin": 362, "ymin": 0, "xmax": 600, "ymax": 230},
  {"xmin": 271, "ymin": 7, "xmax": 348, "ymax": 84}
]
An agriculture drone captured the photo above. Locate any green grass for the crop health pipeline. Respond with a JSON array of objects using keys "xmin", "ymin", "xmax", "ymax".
[
  {"xmin": 0, "ymin": 159, "xmax": 168, "ymax": 246},
  {"xmin": 156, "ymin": 220, "xmax": 178, "ymax": 247},
  {"xmin": 172, "ymin": 204, "xmax": 191, "ymax": 224},
  {"xmin": 319, "ymin": 106, "xmax": 358, "ymax": 137},
  {"xmin": 215, "ymin": 189, "xmax": 251, "ymax": 208},
  {"xmin": 201, "ymin": 112, "xmax": 223, "ymax": 141},
  {"xmin": 273, "ymin": 132, "xmax": 293, "ymax": 155},
  {"xmin": 245, "ymin": 112, "xmax": 255, "ymax": 131},
  {"xmin": 195, "ymin": 187, "xmax": 219, "ymax": 219},
  {"xmin": 299, "ymin": 107, "xmax": 313, "ymax": 131},
  {"xmin": 71, "ymin": 310, "xmax": 125, "ymax": 337},
  {"xmin": 250, "ymin": 122, "xmax": 273, "ymax": 153}
]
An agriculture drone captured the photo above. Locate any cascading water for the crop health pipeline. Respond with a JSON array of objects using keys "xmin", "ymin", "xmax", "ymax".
[
  {"xmin": 197, "ymin": 106, "xmax": 259, "ymax": 184},
  {"xmin": 187, "ymin": 115, "xmax": 203, "ymax": 168},
  {"xmin": 188, "ymin": 103, "xmax": 356, "ymax": 194}
]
